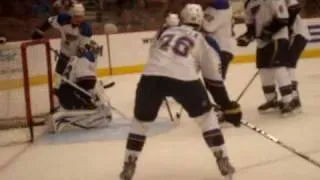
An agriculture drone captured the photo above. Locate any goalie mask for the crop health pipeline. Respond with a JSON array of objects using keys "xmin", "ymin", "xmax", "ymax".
[{"xmin": 69, "ymin": 3, "xmax": 85, "ymax": 25}]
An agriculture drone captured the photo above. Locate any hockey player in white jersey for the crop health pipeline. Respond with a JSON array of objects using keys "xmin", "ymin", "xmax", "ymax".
[
  {"xmin": 48, "ymin": 39, "xmax": 112, "ymax": 132},
  {"xmin": 31, "ymin": 3, "xmax": 92, "ymax": 90},
  {"xmin": 237, "ymin": 0, "xmax": 295, "ymax": 115},
  {"xmin": 120, "ymin": 4, "xmax": 242, "ymax": 180},
  {"xmin": 203, "ymin": 0, "xmax": 234, "ymax": 79},
  {"xmin": 284, "ymin": 0, "xmax": 310, "ymax": 110}
]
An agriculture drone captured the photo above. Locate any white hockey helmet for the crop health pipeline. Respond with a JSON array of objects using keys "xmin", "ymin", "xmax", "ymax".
[
  {"xmin": 165, "ymin": 13, "xmax": 180, "ymax": 26},
  {"xmin": 180, "ymin": 4, "xmax": 204, "ymax": 26},
  {"xmin": 69, "ymin": 3, "xmax": 85, "ymax": 16}
]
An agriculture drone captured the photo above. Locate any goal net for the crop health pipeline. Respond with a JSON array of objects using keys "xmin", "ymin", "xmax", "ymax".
[{"xmin": 0, "ymin": 40, "xmax": 54, "ymax": 146}]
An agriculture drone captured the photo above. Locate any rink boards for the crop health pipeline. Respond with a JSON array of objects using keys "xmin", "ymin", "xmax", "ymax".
[{"xmin": 0, "ymin": 18, "xmax": 320, "ymax": 90}]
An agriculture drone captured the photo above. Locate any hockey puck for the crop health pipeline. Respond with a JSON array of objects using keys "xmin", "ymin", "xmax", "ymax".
[{"xmin": 176, "ymin": 113, "xmax": 181, "ymax": 119}]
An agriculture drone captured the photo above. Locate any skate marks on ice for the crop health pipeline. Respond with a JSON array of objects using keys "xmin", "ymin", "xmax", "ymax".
[{"xmin": 36, "ymin": 117, "xmax": 178, "ymax": 145}]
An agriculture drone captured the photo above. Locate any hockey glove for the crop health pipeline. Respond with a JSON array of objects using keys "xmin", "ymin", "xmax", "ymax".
[
  {"xmin": 237, "ymin": 33, "xmax": 254, "ymax": 47},
  {"xmin": 222, "ymin": 101, "xmax": 242, "ymax": 127},
  {"xmin": 31, "ymin": 30, "xmax": 44, "ymax": 40},
  {"xmin": 259, "ymin": 30, "xmax": 273, "ymax": 42}
]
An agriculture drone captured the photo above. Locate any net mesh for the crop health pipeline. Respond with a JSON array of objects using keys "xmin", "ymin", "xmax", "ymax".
[{"xmin": 0, "ymin": 41, "xmax": 53, "ymax": 145}]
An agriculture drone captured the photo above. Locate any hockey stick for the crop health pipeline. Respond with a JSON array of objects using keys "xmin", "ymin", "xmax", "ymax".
[
  {"xmin": 234, "ymin": 73, "xmax": 320, "ymax": 168},
  {"xmin": 164, "ymin": 98, "xmax": 174, "ymax": 122},
  {"xmin": 241, "ymin": 120, "xmax": 320, "ymax": 168},
  {"xmin": 236, "ymin": 70, "xmax": 259, "ymax": 101},
  {"xmin": 175, "ymin": 71, "xmax": 259, "ymax": 119}
]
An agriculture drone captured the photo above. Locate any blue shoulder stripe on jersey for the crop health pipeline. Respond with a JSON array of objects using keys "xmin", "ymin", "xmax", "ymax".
[
  {"xmin": 80, "ymin": 22, "xmax": 93, "ymax": 37},
  {"xmin": 205, "ymin": 35, "xmax": 221, "ymax": 54},
  {"xmin": 57, "ymin": 13, "xmax": 72, "ymax": 25},
  {"xmin": 207, "ymin": 0, "xmax": 230, "ymax": 10},
  {"xmin": 80, "ymin": 52, "xmax": 96, "ymax": 62}
]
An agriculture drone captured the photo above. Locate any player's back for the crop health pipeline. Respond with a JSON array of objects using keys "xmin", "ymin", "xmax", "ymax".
[{"xmin": 144, "ymin": 25, "xmax": 204, "ymax": 81}]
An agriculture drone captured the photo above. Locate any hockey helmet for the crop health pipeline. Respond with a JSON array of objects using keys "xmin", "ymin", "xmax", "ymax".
[
  {"xmin": 69, "ymin": 3, "xmax": 85, "ymax": 16},
  {"xmin": 165, "ymin": 13, "xmax": 180, "ymax": 27},
  {"xmin": 180, "ymin": 4, "xmax": 204, "ymax": 26}
]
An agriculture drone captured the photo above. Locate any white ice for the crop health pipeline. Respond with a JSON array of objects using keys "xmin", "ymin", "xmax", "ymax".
[{"xmin": 1, "ymin": 59, "xmax": 320, "ymax": 180}]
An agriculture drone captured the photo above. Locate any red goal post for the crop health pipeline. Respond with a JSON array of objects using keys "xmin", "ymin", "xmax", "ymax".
[{"xmin": 0, "ymin": 39, "xmax": 54, "ymax": 144}]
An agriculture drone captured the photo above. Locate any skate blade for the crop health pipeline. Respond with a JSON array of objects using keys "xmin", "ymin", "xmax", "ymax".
[
  {"xmin": 258, "ymin": 108, "xmax": 279, "ymax": 114},
  {"xmin": 224, "ymin": 174, "xmax": 233, "ymax": 180},
  {"xmin": 293, "ymin": 107, "xmax": 303, "ymax": 114}
]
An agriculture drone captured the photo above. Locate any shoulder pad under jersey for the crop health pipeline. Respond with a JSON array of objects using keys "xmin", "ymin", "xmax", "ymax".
[
  {"xmin": 57, "ymin": 13, "xmax": 72, "ymax": 25},
  {"xmin": 207, "ymin": 0, "xmax": 230, "ymax": 10},
  {"xmin": 79, "ymin": 22, "xmax": 93, "ymax": 37}
]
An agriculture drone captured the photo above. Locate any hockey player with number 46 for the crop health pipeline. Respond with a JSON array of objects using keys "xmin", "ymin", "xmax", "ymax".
[
  {"xmin": 119, "ymin": 4, "xmax": 242, "ymax": 180},
  {"xmin": 48, "ymin": 39, "xmax": 112, "ymax": 133}
]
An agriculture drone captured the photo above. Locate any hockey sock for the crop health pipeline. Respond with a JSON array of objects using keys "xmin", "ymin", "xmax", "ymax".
[
  {"xmin": 292, "ymin": 80, "xmax": 299, "ymax": 98},
  {"xmin": 287, "ymin": 68, "xmax": 299, "ymax": 98},
  {"xmin": 274, "ymin": 67, "xmax": 293, "ymax": 103},
  {"xmin": 195, "ymin": 111, "xmax": 228, "ymax": 158},
  {"xmin": 124, "ymin": 118, "xmax": 149, "ymax": 162},
  {"xmin": 259, "ymin": 68, "xmax": 276, "ymax": 101}
]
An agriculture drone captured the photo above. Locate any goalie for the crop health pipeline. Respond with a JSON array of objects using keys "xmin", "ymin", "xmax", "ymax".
[{"xmin": 48, "ymin": 39, "xmax": 112, "ymax": 133}]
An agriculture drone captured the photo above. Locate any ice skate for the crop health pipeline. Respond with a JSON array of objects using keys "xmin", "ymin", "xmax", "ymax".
[
  {"xmin": 258, "ymin": 98, "xmax": 279, "ymax": 113},
  {"xmin": 120, "ymin": 155, "xmax": 137, "ymax": 180},
  {"xmin": 279, "ymin": 101, "xmax": 294, "ymax": 117},
  {"xmin": 214, "ymin": 151, "xmax": 235, "ymax": 178},
  {"xmin": 291, "ymin": 97, "xmax": 302, "ymax": 114}
]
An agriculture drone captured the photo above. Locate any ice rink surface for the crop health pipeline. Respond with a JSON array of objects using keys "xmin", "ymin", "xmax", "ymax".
[{"xmin": 1, "ymin": 59, "xmax": 320, "ymax": 180}]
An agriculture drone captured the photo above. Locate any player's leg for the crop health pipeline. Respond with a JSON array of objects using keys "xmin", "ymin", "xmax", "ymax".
[
  {"xmin": 171, "ymin": 79, "xmax": 235, "ymax": 177},
  {"xmin": 256, "ymin": 42, "xmax": 278, "ymax": 112},
  {"xmin": 272, "ymin": 39, "xmax": 295, "ymax": 115},
  {"xmin": 257, "ymin": 39, "xmax": 294, "ymax": 115},
  {"xmin": 220, "ymin": 51, "xmax": 234, "ymax": 80},
  {"xmin": 120, "ymin": 75, "xmax": 165, "ymax": 180},
  {"xmin": 287, "ymin": 34, "xmax": 308, "ymax": 110}
]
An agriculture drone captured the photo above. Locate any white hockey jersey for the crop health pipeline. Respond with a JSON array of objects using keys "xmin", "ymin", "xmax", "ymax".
[
  {"xmin": 203, "ymin": 1, "xmax": 233, "ymax": 53},
  {"xmin": 285, "ymin": 0, "xmax": 310, "ymax": 39},
  {"xmin": 143, "ymin": 25, "xmax": 223, "ymax": 82},
  {"xmin": 48, "ymin": 13, "xmax": 92, "ymax": 57},
  {"xmin": 245, "ymin": 0, "xmax": 289, "ymax": 47},
  {"xmin": 65, "ymin": 52, "xmax": 97, "ymax": 84}
]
